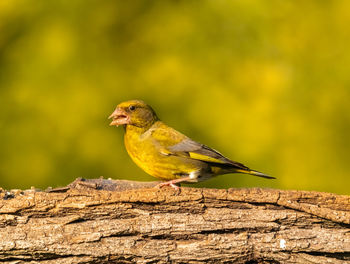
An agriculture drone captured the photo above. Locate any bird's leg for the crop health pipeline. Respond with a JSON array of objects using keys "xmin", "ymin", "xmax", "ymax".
[{"xmin": 156, "ymin": 177, "xmax": 192, "ymax": 191}]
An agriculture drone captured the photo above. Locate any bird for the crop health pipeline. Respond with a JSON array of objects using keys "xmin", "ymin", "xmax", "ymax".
[{"xmin": 109, "ymin": 100, "xmax": 275, "ymax": 190}]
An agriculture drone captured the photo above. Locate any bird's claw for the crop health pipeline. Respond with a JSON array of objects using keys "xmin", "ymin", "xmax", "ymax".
[{"xmin": 156, "ymin": 181, "xmax": 180, "ymax": 192}]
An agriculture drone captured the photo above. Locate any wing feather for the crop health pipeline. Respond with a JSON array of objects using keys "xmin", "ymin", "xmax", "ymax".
[
  {"xmin": 169, "ymin": 138, "xmax": 249, "ymax": 170},
  {"xmin": 146, "ymin": 122, "xmax": 249, "ymax": 171}
]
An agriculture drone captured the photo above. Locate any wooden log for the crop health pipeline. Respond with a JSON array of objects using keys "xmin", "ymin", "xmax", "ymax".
[{"xmin": 0, "ymin": 178, "xmax": 349, "ymax": 263}]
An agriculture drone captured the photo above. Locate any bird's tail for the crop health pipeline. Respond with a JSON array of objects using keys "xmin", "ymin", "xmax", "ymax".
[{"xmin": 235, "ymin": 169, "xmax": 275, "ymax": 179}]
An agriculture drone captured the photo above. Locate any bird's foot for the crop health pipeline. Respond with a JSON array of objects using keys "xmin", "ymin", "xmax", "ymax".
[{"xmin": 156, "ymin": 181, "xmax": 180, "ymax": 191}]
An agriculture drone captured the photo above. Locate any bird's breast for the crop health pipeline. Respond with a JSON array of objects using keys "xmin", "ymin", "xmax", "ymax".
[{"xmin": 124, "ymin": 129, "xmax": 202, "ymax": 180}]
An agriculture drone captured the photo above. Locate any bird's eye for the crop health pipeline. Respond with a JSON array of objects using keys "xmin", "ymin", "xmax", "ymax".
[{"xmin": 129, "ymin": 105, "xmax": 136, "ymax": 111}]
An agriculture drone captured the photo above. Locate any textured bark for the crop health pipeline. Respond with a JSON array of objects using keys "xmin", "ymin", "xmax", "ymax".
[{"xmin": 0, "ymin": 178, "xmax": 349, "ymax": 264}]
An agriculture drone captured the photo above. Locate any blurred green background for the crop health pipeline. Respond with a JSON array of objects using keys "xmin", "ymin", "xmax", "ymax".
[{"xmin": 0, "ymin": 0, "xmax": 349, "ymax": 194}]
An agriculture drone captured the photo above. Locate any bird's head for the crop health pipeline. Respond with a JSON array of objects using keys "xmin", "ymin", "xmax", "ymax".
[{"xmin": 109, "ymin": 100, "xmax": 159, "ymax": 128}]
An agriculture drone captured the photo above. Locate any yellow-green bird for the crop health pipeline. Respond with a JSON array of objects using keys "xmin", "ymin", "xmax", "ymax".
[{"xmin": 109, "ymin": 100, "xmax": 274, "ymax": 189}]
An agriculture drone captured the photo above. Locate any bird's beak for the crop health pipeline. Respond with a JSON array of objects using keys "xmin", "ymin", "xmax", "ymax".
[{"xmin": 108, "ymin": 107, "xmax": 130, "ymax": 126}]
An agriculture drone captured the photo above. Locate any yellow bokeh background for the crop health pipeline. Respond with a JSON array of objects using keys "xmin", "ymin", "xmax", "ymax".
[{"xmin": 0, "ymin": 1, "xmax": 349, "ymax": 194}]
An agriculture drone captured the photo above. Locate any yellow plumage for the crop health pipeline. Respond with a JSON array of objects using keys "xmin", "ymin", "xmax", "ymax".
[{"xmin": 109, "ymin": 100, "xmax": 274, "ymax": 189}]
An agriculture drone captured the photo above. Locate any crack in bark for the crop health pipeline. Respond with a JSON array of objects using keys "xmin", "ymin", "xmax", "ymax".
[
  {"xmin": 1, "ymin": 252, "xmax": 89, "ymax": 261},
  {"xmin": 297, "ymin": 251, "xmax": 350, "ymax": 260}
]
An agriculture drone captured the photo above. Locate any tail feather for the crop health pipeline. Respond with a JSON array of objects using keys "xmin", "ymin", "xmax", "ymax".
[{"xmin": 236, "ymin": 169, "xmax": 275, "ymax": 179}]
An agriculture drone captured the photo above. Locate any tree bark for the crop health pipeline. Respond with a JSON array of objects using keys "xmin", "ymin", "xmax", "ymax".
[{"xmin": 0, "ymin": 178, "xmax": 349, "ymax": 264}]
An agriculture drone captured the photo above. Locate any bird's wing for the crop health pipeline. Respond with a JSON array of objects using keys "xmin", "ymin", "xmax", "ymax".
[
  {"xmin": 168, "ymin": 138, "xmax": 249, "ymax": 170},
  {"xmin": 147, "ymin": 122, "xmax": 249, "ymax": 170}
]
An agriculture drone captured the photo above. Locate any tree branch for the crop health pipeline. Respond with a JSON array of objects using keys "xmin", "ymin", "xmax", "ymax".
[{"xmin": 0, "ymin": 178, "xmax": 349, "ymax": 263}]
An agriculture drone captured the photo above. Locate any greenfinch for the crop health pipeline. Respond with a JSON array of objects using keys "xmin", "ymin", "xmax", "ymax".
[{"xmin": 109, "ymin": 100, "xmax": 274, "ymax": 189}]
